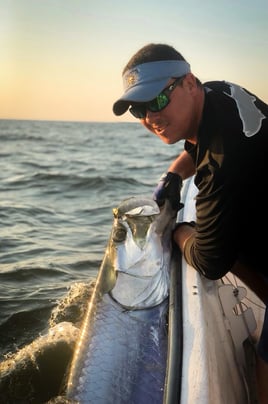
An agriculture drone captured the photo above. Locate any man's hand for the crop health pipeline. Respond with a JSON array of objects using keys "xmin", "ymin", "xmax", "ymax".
[{"xmin": 153, "ymin": 172, "xmax": 183, "ymax": 211}]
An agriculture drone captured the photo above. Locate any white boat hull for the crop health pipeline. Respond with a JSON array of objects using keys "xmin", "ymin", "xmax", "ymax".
[{"xmin": 179, "ymin": 177, "xmax": 265, "ymax": 403}]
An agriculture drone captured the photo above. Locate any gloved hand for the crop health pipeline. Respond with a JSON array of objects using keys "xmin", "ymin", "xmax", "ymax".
[{"xmin": 153, "ymin": 172, "xmax": 183, "ymax": 211}]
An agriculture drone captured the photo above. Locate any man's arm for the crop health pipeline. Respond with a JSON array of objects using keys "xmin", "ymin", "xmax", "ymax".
[{"xmin": 167, "ymin": 150, "xmax": 196, "ymax": 180}]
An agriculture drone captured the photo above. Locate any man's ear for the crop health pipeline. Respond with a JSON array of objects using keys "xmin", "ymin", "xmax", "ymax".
[{"xmin": 184, "ymin": 73, "xmax": 199, "ymax": 93}]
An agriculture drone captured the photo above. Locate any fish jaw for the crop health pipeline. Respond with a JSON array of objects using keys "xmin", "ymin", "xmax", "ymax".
[{"xmin": 109, "ymin": 197, "xmax": 176, "ymax": 309}]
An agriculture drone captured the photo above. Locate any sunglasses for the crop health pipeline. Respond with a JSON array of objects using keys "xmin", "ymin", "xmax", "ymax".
[{"xmin": 129, "ymin": 77, "xmax": 184, "ymax": 119}]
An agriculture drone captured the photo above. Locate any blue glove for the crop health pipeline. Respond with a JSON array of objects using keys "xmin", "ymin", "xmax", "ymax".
[{"xmin": 153, "ymin": 172, "xmax": 183, "ymax": 211}]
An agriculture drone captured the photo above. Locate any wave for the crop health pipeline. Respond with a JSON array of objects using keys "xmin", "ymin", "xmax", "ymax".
[
  {"xmin": 1, "ymin": 172, "xmax": 142, "ymax": 191},
  {"xmin": 0, "ymin": 282, "xmax": 95, "ymax": 403}
]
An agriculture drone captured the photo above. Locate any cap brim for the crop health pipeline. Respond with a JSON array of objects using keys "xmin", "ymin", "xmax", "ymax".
[
  {"xmin": 113, "ymin": 100, "xmax": 130, "ymax": 116},
  {"xmin": 113, "ymin": 78, "xmax": 169, "ymax": 116},
  {"xmin": 113, "ymin": 60, "xmax": 191, "ymax": 116}
]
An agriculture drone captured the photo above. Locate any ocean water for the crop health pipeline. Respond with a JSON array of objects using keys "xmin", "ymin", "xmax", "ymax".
[{"xmin": 0, "ymin": 119, "xmax": 183, "ymax": 403}]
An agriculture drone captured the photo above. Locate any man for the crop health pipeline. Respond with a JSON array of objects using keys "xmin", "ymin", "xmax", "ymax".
[{"xmin": 113, "ymin": 43, "xmax": 268, "ymax": 403}]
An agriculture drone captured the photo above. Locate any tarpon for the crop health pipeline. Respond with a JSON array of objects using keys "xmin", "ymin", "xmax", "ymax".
[{"xmin": 64, "ymin": 196, "xmax": 178, "ymax": 403}]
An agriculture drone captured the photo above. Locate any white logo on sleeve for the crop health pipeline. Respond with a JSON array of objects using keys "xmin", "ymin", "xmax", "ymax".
[{"xmin": 224, "ymin": 82, "xmax": 265, "ymax": 137}]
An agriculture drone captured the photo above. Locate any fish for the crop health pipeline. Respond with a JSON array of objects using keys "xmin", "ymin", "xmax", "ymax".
[{"xmin": 64, "ymin": 196, "xmax": 178, "ymax": 404}]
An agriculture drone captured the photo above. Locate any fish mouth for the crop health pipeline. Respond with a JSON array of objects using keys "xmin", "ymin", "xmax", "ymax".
[
  {"xmin": 112, "ymin": 197, "xmax": 160, "ymax": 249},
  {"xmin": 107, "ymin": 196, "xmax": 175, "ymax": 309},
  {"xmin": 113, "ymin": 197, "xmax": 160, "ymax": 218}
]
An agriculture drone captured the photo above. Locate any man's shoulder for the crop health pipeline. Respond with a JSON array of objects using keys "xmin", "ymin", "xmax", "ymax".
[
  {"xmin": 203, "ymin": 80, "xmax": 235, "ymax": 93},
  {"xmin": 203, "ymin": 80, "xmax": 261, "ymax": 102},
  {"xmin": 203, "ymin": 80, "xmax": 268, "ymax": 138}
]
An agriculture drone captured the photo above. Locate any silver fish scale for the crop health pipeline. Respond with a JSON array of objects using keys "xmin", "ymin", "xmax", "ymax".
[
  {"xmin": 69, "ymin": 293, "xmax": 168, "ymax": 404},
  {"xmin": 66, "ymin": 197, "xmax": 176, "ymax": 403}
]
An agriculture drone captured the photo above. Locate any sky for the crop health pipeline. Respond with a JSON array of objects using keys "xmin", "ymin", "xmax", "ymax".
[{"xmin": 1, "ymin": 0, "xmax": 268, "ymax": 123}]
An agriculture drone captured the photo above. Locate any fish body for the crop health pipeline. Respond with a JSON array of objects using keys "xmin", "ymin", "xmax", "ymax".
[
  {"xmin": 65, "ymin": 196, "xmax": 177, "ymax": 403},
  {"xmin": 67, "ymin": 294, "xmax": 168, "ymax": 403}
]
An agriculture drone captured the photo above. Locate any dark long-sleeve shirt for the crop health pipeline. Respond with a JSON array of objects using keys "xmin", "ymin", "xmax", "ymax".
[{"xmin": 183, "ymin": 81, "xmax": 268, "ymax": 279}]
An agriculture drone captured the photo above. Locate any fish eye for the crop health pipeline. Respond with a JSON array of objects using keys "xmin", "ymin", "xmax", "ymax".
[{"xmin": 112, "ymin": 225, "xmax": 127, "ymax": 243}]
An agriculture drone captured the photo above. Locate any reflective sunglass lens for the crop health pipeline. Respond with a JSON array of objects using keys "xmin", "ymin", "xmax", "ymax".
[
  {"xmin": 128, "ymin": 77, "xmax": 182, "ymax": 118},
  {"xmin": 147, "ymin": 93, "xmax": 169, "ymax": 112}
]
